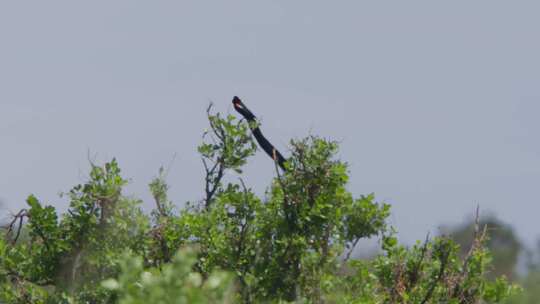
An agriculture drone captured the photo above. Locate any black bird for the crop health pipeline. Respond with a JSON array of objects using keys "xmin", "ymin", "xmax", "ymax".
[{"xmin": 232, "ymin": 96, "xmax": 287, "ymax": 171}]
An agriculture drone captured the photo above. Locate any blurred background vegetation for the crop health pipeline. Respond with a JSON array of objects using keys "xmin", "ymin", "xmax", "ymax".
[{"xmin": 445, "ymin": 216, "xmax": 540, "ymax": 303}]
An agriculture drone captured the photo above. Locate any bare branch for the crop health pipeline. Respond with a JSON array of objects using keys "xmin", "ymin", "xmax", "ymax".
[
  {"xmin": 4, "ymin": 209, "xmax": 28, "ymax": 245},
  {"xmin": 344, "ymin": 237, "xmax": 361, "ymax": 261}
]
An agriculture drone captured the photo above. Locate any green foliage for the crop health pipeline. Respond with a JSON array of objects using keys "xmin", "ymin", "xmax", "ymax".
[
  {"xmin": 198, "ymin": 107, "xmax": 257, "ymax": 175},
  {"xmin": 0, "ymin": 160, "xmax": 148, "ymax": 303},
  {"xmin": 324, "ymin": 236, "xmax": 519, "ymax": 303},
  {"xmin": 0, "ymin": 105, "xmax": 520, "ymax": 303},
  {"xmin": 101, "ymin": 248, "xmax": 234, "ymax": 304}
]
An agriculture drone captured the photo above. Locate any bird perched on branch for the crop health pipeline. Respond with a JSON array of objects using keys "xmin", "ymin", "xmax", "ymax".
[{"xmin": 232, "ymin": 96, "xmax": 287, "ymax": 171}]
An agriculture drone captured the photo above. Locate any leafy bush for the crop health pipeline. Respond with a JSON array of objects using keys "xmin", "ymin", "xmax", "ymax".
[
  {"xmin": 0, "ymin": 105, "xmax": 519, "ymax": 303},
  {"xmin": 101, "ymin": 248, "xmax": 234, "ymax": 304}
]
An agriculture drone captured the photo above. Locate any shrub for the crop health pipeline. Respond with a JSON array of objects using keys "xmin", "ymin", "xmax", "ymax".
[{"xmin": 0, "ymin": 105, "xmax": 518, "ymax": 303}]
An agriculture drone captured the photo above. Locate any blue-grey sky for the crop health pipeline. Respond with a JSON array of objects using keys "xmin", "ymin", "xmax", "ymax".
[{"xmin": 1, "ymin": 1, "xmax": 539, "ymax": 246}]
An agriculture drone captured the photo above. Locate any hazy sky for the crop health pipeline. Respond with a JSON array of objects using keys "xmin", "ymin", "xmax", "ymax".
[{"xmin": 1, "ymin": 1, "xmax": 539, "ymax": 247}]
